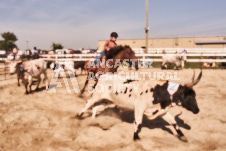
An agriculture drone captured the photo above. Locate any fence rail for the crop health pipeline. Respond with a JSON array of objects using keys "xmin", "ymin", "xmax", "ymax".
[
  {"xmin": 133, "ymin": 48, "xmax": 226, "ymax": 54},
  {"xmin": 1, "ymin": 48, "xmax": 226, "ymax": 81},
  {"xmin": 38, "ymin": 53, "xmax": 226, "ymax": 63},
  {"xmin": 0, "ymin": 64, "xmax": 17, "ymax": 81},
  {"xmin": 0, "ymin": 58, "xmax": 7, "ymax": 61}
]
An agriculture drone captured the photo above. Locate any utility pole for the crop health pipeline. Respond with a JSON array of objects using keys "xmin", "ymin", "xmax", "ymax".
[
  {"xmin": 26, "ymin": 40, "xmax": 29, "ymax": 49},
  {"xmin": 145, "ymin": 0, "xmax": 149, "ymax": 53}
]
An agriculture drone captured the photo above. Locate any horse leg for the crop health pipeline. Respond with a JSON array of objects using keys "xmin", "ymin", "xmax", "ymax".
[
  {"xmin": 81, "ymin": 69, "xmax": 95, "ymax": 94},
  {"xmin": 81, "ymin": 75, "xmax": 90, "ymax": 94},
  {"xmin": 128, "ymin": 62, "xmax": 132, "ymax": 70},
  {"xmin": 17, "ymin": 77, "xmax": 20, "ymax": 86},
  {"xmin": 92, "ymin": 77, "xmax": 99, "ymax": 90}
]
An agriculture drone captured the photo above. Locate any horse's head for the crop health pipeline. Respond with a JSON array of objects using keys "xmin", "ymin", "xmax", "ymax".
[
  {"xmin": 124, "ymin": 46, "xmax": 139, "ymax": 70},
  {"xmin": 106, "ymin": 45, "xmax": 139, "ymax": 70}
]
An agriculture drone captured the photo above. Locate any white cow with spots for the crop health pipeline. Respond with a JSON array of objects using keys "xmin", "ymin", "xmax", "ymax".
[
  {"xmin": 77, "ymin": 70, "xmax": 202, "ymax": 141},
  {"xmin": 6, "ymin": 59, "xmax": 49, "ymax": 94}
]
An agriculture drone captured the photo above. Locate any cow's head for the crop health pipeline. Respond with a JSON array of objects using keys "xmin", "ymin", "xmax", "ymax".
[
  {"xmin": 178, "ymin": 54, "xmax": 187, "ymax": 62},
  {"xmin": 182, "ymin": 54, "xmax": 187, "ymax": 63},
  {"xmin": 173, "ymin": 70, "xmax": 202, "ymax": 114},
  {"xmin": 6, "ymin": 60, "xmax": 22, "ymax": 75}
]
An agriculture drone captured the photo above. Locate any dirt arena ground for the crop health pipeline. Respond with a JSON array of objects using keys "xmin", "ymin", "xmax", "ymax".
[{"xmin": 0, "ymin": 68, "xmax": 226, "ymax": 151}]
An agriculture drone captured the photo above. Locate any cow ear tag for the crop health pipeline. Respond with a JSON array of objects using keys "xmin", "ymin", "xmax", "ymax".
[{"xmin": 167, "ymin": 82, "xmax": 179, "ymax": 96}]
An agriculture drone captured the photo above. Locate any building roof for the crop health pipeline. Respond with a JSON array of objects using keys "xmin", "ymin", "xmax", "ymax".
[
  {"xmin": 195, "ymin": 40, "xmax": 226, "ymax": 45},
  {"xmin": 98, "ymin": 36, "xmax": 226, "ymax": 42}
]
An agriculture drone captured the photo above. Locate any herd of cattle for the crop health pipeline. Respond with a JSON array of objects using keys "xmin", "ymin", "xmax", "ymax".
[
  {"xmin": 3, "ymin": 50, "xmax": 202, "ymax": 142},
  {"xmin": 5, "ymin": 58, "xmax": 87, "ymax": 94}
]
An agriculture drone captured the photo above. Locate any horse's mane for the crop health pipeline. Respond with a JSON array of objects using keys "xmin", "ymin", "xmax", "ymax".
[{"xmin": 106, "ymin": 45, "xmax": 130, "ymax": 59}]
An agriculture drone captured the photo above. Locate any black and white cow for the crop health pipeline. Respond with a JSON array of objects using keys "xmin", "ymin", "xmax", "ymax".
[{"xmin": 77, "ymin": 70, "xmax": 202, "ymax": 141}]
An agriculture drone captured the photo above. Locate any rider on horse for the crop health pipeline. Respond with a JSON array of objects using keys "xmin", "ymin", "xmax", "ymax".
[{"xmin": 93, "ymin": 32, "xmax": 118, "ymax": 66}]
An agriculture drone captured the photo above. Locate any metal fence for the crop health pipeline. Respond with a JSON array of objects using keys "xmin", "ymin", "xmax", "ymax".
[{"xmin": 0, "ymin": 63, "xmax": 16, "ymax": 81}]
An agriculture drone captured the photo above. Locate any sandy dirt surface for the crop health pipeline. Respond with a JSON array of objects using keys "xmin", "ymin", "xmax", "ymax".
[{"xmin": 0, "ymin": 68, "xmax": 226, "ymax": 151}]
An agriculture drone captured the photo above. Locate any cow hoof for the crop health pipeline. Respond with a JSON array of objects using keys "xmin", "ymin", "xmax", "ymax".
[
  {"xmin": 25, "ymin": 91, "xmax": 29, "ymax": 95},
  {"xmin": 133, "ymin": 134, "xmax": 140, "ymax": 141},
  {"xmin": 161, "ymin": 66, "xmax": 166, "ymax": 70},
  {"xmin": 76, "ymin": 113, "xmax": 84, "ymax": 119},
  {"xmin": 178, "ymin": 136, "xmax": 188, "ymax": 142}
]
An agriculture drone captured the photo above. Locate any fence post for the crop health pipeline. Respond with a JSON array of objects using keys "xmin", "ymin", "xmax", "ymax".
[{"xmin": 4, "ymin": 62, "xmax": 6, "ymax": 80}]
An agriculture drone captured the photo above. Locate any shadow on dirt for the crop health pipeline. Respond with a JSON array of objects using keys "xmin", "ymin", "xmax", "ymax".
[{"xmin": 90, "ymin": 108, "xmax": 191, "ymax": 136}]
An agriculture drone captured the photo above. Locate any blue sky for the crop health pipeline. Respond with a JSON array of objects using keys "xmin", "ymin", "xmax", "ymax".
[{"xmin": 0, "ymin": 0, "xmax": 226, "ymax": 50}]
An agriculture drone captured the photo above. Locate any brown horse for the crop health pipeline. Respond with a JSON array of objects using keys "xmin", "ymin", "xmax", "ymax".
[{"xmin": 80, "ymin": 45, "xmax": 138, "ymax": 94}]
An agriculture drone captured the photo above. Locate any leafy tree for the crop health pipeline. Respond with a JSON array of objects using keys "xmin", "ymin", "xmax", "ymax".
[
  {"xmin": 0, "ymin": 32, "xmax": 18, "ymax": 52},
  {"xmin": 2, "ymin": 32, "xmax": 18, "ymax": 42},
  {"xmin": 51, "ymin": 42, "xmax": 63, "ymax": 52}
]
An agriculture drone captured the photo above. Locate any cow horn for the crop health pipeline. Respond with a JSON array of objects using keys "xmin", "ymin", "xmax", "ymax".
[
  {"xmin": 190, "ymin": 70, "xmax": 195, "ymax": 83},
  {"xmin": 192, "ymin": 70, "xmax": 202, "ymax": 86},
  {"xmin": 186, "ymin": 70, "xmax": 202, "ymax": 88}
]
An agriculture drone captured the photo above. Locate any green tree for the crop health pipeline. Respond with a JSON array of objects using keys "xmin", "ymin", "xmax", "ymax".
[
  {"xmin": 0, "ymin": 32, "xmax": 18, "ymax": 52},
  {"xmin": 51, "ymin": 42, "xmax": 63, "ymax": 52}
]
